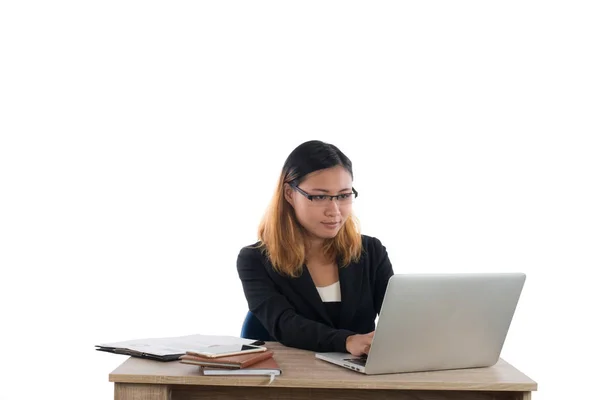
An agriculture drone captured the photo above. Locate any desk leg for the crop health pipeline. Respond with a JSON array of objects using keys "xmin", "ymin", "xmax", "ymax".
[
  {"xmin": 114, "ymin": 383, "xmax": 170, "ymax": 400},
  {"xmin": 516, "ymin": 392, "xmax": 532, "ymax": 400}
]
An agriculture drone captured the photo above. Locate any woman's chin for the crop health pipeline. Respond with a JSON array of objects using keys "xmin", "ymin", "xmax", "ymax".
[{"xmin": 317, "ymin": 227, "xmax": 341, "ymax": 239}]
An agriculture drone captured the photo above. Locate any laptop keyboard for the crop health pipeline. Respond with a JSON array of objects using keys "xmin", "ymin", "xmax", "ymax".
[{"xmin": 343, "ymin": 355, "xmax": 368, "ymax": 367}]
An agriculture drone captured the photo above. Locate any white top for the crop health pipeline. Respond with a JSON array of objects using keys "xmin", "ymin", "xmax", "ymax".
[{"xmin": 316, "ymin": 281, "xmax": 341, "ymax": 302}]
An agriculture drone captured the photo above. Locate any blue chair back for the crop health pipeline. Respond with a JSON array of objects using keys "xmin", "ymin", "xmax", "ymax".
[{"xmin": 240, "ymin": 311, "xmax": 272, "ymax": 342}]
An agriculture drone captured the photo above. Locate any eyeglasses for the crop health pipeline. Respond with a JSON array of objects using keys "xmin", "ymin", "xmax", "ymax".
[{"xmin": 290, "ymin": 184, "xmax": 358, "ymax": 205}]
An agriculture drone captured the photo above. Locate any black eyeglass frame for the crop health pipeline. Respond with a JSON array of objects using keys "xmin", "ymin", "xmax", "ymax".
[{"xmin": 289, "ymin": 183, "xmax": 358, "ymax": 202}]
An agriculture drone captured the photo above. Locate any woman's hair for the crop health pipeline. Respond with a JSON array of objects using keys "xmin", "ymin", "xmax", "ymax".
[{"xmin": 257, "ymin": 140, "xmax": 362, "ymax": 277}]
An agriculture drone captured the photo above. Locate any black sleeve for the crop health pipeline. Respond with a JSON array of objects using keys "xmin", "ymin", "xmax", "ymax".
[
  {"xmin": 371, "ymin": 237, "xmax": 395, "ymax": 315},
  {"xmin": 237, "ymin": 247, "xmax": 355, "ymax": 353}
]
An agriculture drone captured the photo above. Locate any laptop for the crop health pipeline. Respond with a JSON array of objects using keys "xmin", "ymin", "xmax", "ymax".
[{"xmin": 316, "ymin": 272, "xmax": 526, "ymax": 375}]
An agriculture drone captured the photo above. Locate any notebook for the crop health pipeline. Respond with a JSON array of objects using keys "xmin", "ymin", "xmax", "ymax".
[
  {"xmin": 200, "ymin": 356, "xmax": 281, "ymax": 376},
  {"xmin": 180, "ymin": 350, "xmax": 274, "ymax": 369}
]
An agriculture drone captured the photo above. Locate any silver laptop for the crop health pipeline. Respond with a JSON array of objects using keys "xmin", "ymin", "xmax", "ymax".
[{"xmin": 316, "ymin": 272, "xmax": 526, "ymax": 374}]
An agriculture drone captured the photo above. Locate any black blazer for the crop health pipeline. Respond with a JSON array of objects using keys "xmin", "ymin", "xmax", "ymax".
[{"xmin": 236, "ymin": 235, "xmax": 394, "ymax": 353}]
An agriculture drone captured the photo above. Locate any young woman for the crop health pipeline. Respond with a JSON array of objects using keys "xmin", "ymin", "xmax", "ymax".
[{"xmin": 237, "ymin": 140, "xmax": 394, "ymax": 356}]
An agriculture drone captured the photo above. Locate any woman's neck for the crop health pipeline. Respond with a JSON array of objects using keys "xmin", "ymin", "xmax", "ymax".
[{"xmin": 305, "ymin": 236, "xmax": 328, "ymax": 263}]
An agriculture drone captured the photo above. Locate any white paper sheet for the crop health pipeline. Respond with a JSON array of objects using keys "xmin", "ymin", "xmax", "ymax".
[{"xmin": 97, "ymin": 334, "xmax": 256, "ymax": 356}]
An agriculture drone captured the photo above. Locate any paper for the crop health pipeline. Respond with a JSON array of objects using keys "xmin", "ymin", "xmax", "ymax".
[{"xmin": 97, "ymin": 334, "xmax": 256, "ymax": 356}]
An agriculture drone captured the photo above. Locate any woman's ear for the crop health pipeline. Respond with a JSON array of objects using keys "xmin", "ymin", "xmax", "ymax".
[{"xmin": 284, "ymin": 184, "xmax": 295, "ymax": 207}]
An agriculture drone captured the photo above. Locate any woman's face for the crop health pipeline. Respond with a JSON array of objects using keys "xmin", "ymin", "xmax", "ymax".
[{"xmin": 285, "ymin": 165, "xmax": 354, "ymax": 241}]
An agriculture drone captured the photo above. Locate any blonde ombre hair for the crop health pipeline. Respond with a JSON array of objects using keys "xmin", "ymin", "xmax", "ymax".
[{"xmin": 256, "ymin": 141, "xmax": 363, "ymax": 277}]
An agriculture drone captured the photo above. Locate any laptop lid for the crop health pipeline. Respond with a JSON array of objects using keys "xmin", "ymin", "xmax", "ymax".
[{"xmin": 365, "ymin": 272, "xmax": 526, "ymax": 374}]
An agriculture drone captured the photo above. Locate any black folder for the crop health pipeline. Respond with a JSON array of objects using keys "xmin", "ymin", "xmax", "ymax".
[{"xmin": 95, "ymin": 346, "xmax": 184, "ymax": 361}]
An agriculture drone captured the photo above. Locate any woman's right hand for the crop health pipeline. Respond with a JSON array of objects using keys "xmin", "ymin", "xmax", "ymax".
[{"xmin": 345, "ymin": 331, "xmax": 375, "ymax": 356}]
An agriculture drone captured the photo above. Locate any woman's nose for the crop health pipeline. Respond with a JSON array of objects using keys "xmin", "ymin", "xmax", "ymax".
[{"xmin": 324, "ymin": 199, "xmax": 341, "ymax": 216}]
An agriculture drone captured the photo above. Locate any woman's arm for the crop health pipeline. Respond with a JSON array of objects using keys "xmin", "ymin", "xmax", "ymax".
[{"xmin": 371, "ymin": 237, "xmax": 395, "ymax": 315}]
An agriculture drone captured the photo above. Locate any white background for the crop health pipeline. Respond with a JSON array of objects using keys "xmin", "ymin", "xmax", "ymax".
[{"xmin": 1, "ymin": 2, "xmax": 598, "ymax": 399}]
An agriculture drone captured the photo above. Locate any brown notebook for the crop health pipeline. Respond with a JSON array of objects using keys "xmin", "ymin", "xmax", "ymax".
[
  {"xmin": 180, "ymin": 350, "xmax": 274, "ymax": 369},
  {"xmin": 200, "ymin": 356, "xmax": 281, "ymax": 376}
]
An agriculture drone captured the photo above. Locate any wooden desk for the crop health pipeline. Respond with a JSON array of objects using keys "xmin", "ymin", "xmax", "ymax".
[{"xmin": 109, "ymin": 342, "xmax": 537, "ymax": 400}]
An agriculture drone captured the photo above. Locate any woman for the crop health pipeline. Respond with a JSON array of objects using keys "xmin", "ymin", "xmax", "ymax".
[{"xmin": 237, "ymin": 140, "xmax": 394, "ymax": 356}]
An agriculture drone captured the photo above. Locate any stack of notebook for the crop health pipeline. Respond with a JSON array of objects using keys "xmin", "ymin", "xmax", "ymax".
[{"xmin": 180, "ymin": 349, "xmax": 281, "ymax": 376}]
